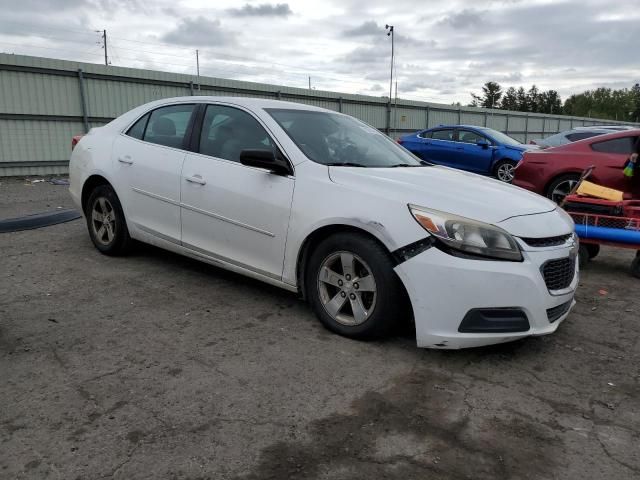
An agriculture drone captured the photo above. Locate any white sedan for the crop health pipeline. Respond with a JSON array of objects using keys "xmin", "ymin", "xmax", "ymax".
[{"xmin": 69, "ymin": 97, "xmax": 578, "ymax": 349}]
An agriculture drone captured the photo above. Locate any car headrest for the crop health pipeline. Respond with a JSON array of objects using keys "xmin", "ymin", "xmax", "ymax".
[{"xmin": 153, "ymin": 117, "xmax": 176, "ymax": 136}]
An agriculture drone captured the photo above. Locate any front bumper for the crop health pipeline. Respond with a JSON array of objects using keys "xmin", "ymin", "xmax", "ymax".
[{"xmin": 394, "ymin": 243, "xmax": 578, "ymax": 349}]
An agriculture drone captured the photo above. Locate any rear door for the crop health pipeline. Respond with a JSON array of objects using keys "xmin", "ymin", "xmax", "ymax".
[
  {"xmin": 453, "ymin": 129, "xmax": 494, "ymax": 173},
  {"xmin": 110, "ymin": 103, "xmax": 196, "ymax": 243},
  {"xmin": 425, "ymin": 128, "xmax": 456, "ymax": 166}
]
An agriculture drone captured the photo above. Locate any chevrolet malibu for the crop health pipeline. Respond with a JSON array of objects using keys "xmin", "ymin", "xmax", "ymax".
[{"xmin": 69, "ymin": 97, "xmax": 578, "ymax": 349}]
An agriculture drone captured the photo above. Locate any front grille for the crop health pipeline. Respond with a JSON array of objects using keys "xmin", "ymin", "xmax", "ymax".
[
  {"xmin": 546, "ymin": 300, "xmax": 573, "ymax": 323},
  {"xmin": 522, "ymin": 233, "xmax": 572, "ymax": 248},
  {"xmin": 542, "ymin": 257, "xmax": 576, "ymax": 291}
]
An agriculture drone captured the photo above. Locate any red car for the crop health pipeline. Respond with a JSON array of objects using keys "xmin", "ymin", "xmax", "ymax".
[{"xmin": 514, "ymin": 129, "xmax": 640, "ymax": 203}]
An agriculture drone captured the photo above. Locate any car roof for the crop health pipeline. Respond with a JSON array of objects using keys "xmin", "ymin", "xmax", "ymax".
[
  {"xmin": 139, "ymin": 96, "xmax": 332, "ymax": 113},
  {"xmin": 549, "ymin": 127, "xmax": 640, "ymax": 151}
]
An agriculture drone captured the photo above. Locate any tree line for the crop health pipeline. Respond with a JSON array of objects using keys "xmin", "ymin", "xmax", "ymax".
[{"xmin": 469, "ymin": 81, "xmax": 640, "ymax": 122}]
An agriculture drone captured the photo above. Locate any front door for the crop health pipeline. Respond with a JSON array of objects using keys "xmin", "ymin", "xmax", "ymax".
[
  {"xmin": 110, "ymin": 103, "xmax": 196, "ymax": 243},
  {"xmin": 180, "ymin": 104, "xmax": 294, "ymax": 280},
  {"xmin": 454, "ymin": 129, "xmax": 494, "ymax": 173}
]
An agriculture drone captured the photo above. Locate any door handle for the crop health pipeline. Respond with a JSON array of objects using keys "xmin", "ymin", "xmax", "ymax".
[
  {"xmin": 118, "ymin": 156, "xmax": 133, "ymax": 165},
  {"xmin": 185, "ymin": 175, "xmax": 206, "ymax": 185}
]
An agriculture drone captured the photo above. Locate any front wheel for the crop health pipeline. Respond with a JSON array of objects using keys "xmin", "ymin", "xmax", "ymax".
[
  {"xmin": 631, "ymin": 252, "xmax": 640, "ymax": 279},
  {"xmin": 305, "ymin": 232, "xmax": 405, "ymax": 339},
  {"xmin": 493, "ymin": 160, "xmax": 517, "ymax": 183}
]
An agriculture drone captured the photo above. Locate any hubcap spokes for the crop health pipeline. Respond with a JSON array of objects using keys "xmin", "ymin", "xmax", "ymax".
[
  {"xmin": 91, "ymin": 197, "xmax": 116, "ymax": 245},
  {"xmin": 317, "ymin": 252, "xmax": 377, "ymax": 326},
  {"xmin": 498, "ymin": 164, "xmax": 514, "ymax": 182},
  {"xmin": 551, "ymin": 180, "xmax": 577, "ymax": 204}
]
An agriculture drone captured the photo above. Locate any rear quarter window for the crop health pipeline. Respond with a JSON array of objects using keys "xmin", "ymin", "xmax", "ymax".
[{"xmin": 590, "ymin": 137, "xmax": 635, "ymax": 154}]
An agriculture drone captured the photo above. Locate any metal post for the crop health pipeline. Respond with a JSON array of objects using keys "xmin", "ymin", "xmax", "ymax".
[
  {"xmin": 541, "ymin": 116, "xmax": 545, "ymax": 138},
  {"xmin": 505, "ymin": 113, "xmax": 510, "ymax": 136},
  {"xmin": 338, "ymin": 97, "xmax": 343, "ymax": 113},
  {"xmin": 196, "ymin": 50, "xmax": 200, "ymax": 90},
  {"xmin": 103, "ymin": 30, "xmax": 108, "ymax": 66},
  {"xmin": 189, "ymin": 81, "xmax": 194, "ymax": 96},
  {"xmin": 276, "ymin": 90, "xmax": 281, "ymax": 100},
  {"xmin": 457, "ymin": 107, "xmax": 461, "ymax": 125},
  {"xmin": 524, "ymin": 114, "xmax": 529, "ymax": 143},
  {"xmin": 425, "ymin": 106, "xmax": 430, "ymax": 128},
  {"xmin": 483, "ymin": 111, "xmax": 488, "ymax": 127},
  {"xmin": 77, "ymin": 68, "xmax": 89, "ymax": 133}
]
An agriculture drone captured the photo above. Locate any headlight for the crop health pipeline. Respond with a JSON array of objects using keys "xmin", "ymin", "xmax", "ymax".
[{"xmin": 408, "ymin": 204, "xmax": 523, "ymax": 261}]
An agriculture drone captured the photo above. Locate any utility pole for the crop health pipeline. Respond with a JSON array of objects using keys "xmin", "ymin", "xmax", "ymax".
[
  {"xmin": 195, "ymin": 50, "xmax": 200, "ymax": 90},
  {"xmin": 308, "ymin": 76, "xmax": 311, "ymax": 90},
  {"xmin": 393, "ymin": 81, "xmax": 398, "ymax": 138},
  {"xmin": 102, "ymin": 30, "xmax": 108, "ymax": 66},
  {"xmin": 385, "ymin": 24, "xmax": 394, "ymax": 135}
]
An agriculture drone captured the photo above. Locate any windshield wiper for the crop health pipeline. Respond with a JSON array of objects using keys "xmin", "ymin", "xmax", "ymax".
[{"xmin": 325, "ymin": 162, "xmax": 367, "ymax": 167}]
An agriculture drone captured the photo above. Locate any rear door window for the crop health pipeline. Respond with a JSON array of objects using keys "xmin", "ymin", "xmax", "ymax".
[
  {"xmin": 142, "ymin": 104, "xmax": 196, "ymax": 149},
  {"xmin": 418, "ymin": 131, "xmax": 432, "ymax": 139},
  {"xmin": 431, "ymin": 129, "xmax": 454, "ymax": 141},
  {"xmin": 590, "ymin": 137, "xmax": 635, "ymax": 154}
]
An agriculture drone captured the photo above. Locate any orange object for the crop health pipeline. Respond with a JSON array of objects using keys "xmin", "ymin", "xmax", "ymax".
[{"xmin": 576, "ymin": 181, "xmax": 624, "ymax": 202}]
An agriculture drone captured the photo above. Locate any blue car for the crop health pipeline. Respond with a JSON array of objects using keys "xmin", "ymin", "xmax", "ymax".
[{"xmin": 398, "ymin": 125, "xmax": 534, "ymax": 182}]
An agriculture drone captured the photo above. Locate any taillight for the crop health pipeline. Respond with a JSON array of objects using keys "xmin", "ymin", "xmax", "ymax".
[{"xmin": 71, "ymin": 135, "xmax": 83, "ymax": 150}]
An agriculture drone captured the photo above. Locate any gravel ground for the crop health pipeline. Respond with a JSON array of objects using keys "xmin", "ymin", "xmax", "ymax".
[{"xmin": 1, "ymin": 179, "xmax": 639, "ymax": 480}]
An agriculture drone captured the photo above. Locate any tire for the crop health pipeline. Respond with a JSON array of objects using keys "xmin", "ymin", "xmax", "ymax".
[
  {"xmin": 546, "ymin": 174, "xmax": 580, "ymax": 204},
  {"xmin": 305, "ymin": 232, "xmax": 405, "ymax": 339},
  {"xmin": 578, "ymin": 245, "xmax": 590, "ymax": 269},
  {"xmin": 493, "ymin": 159, "xmax": 517, "ymax": 183},
  {"xmin": 585, "ymin": 244, "xmax": 600, "ymax": 259},
  {"xmin": 85, "ymin": 184, "xmax": 132, "ymax": 256},
  {"xmin": 631, "ymin": 252, "xmax": 640, "ymax": 279}
]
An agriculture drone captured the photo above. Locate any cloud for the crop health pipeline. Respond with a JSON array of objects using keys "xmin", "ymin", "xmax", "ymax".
[
  {"xmin": 437, "ymin": 9, "xmax": 487, "ymax": 29},
  {"xmin": 227, "ymin": 3, "xmax": 292, "ymax": 17},
  {"xmin": 343, "ymin": 20, "xmax": 383, "ymax": 37},
  {"xmin": 162, "ymin": 17, "xmax": 236, "ymax": 47}
]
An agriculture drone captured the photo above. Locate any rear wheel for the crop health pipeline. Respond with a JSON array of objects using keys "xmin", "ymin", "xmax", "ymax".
[
  {"xmin": 86, "ymin": 185, "xmax": 132, "ymax": 255},
  {"xmin": 305, "ymin": 232, "xmax": 405, "ymax": 339},
  {"xmin": 546, "ymin": 174, "xmax": 580, "ymax": 204},
  {"xmin": 493, "ymin": 159, "xmax": 517, "ymax": 183}
]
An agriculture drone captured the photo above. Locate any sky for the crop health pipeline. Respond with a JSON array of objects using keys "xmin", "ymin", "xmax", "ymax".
[{"xmin": 0, "ymin": 0, "xmax": 638, "ymax": 105}]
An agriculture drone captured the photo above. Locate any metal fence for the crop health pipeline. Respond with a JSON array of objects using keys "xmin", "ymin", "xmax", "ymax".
[{"xmin": 1, "ymin": 53, "xmax": 637, "ymax": 176}]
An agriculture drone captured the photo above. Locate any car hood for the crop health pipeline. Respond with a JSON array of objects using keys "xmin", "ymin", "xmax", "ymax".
[{"xmin": 329, "ymin": 165, "xmax": 557, "ymax": 226}]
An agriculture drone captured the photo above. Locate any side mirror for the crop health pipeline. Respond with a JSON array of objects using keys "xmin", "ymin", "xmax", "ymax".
[
  {"xmin": 476, "ymin": 139, "xmax": 490, "ymax": 149},
  {"xmin": 240, "ymin": 149, "xmax": 292, "ymax": 176}
]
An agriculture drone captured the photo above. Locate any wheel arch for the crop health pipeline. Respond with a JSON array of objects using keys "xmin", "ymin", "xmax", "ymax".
[
  {"xmin": 81, "ymin": 174, "xmax": 113, "ymax": 214},
  {"xmin": 543, "ymin": 170, "xmax": 583, "ymax": 197}
]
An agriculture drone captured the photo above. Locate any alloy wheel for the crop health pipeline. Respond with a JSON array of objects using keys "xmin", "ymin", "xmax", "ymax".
[
  {"xmin": 551, "ymin": 179, "xmax": 578, "ymax": 204},
  {"xmin": 317, "ymin": 251, "xmax": 377, "ymax": 326},
  {"xmin": 91, "ymin": 197, "xmax": 117, "ymax": 246},
  {"xmin": 497, "ymin": 162, "xmax": 515, "ymax": 182}
]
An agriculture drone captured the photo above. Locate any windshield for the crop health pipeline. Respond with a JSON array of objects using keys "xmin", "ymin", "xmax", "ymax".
[
  {"xmin": 483, "ymin": 128, "xmax": 522, "ymax": 146},
  {"xmin": 266, "ymin": 109, "xmax": 424, "ymax": 167}
]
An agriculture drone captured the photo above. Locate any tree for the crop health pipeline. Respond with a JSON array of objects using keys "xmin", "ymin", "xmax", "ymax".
[
  {"xmin": 500, "ymin": 87, "xmax": 518, "ymax": 111},
  {"xmin": 537, "ymin": 90, "xmax": 562, "ymax": 114},
  {"xmin": 527, "ymin": 85, "xmax": 540, "ymax": 113},
  {"xmin": 630, "ymin": 83, "xmax": 640, "ymax": 122},
  {"xmin": 516, "ymin": 87, "xmax": 528, "ymax": 111},
  {"xmin": 471, "ymin": 81, "xmax": 503, "ymax": 109}
]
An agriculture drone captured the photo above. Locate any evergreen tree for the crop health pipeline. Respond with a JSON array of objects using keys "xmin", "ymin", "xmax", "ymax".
[
  {"xmin": 470, "ymin": 81, "xmax": 503, "ymax": 109},
  {"xmin": 500, "ymin": 87, "xmax": 518, "ymax": 111},
  {"xmin": 516, "ymin": 87, "xmax": 528, "ymax": 111}
]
